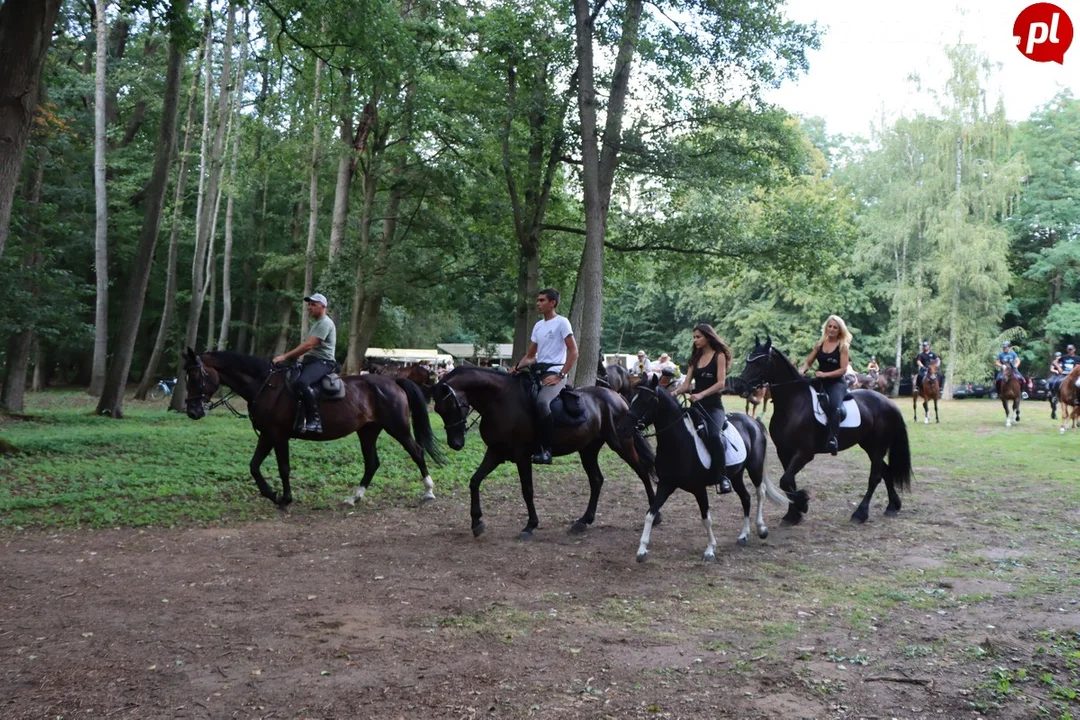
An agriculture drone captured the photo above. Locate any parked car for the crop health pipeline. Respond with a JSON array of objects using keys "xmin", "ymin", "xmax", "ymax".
[
  {"xmin": 897, "ymin": 376, "xmax": 913, "ymax": 397},
  {"xmin": 953, "ymin": 379, "xmax": 990, "ymax": 399},
  {"xmin": 1029, "ymin": 377, "xmax": 1049, "ymax": 402}
]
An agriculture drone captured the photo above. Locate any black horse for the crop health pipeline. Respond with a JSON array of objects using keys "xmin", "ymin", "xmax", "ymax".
[
  {"xmin": 618, "ymin": 375, "xmax": 797, "ymax": 561},
  {"xmin": 432, "ymin": 366, "xmax": 659, "ymax": 539},
  {"xmin": 600, "ymin": 363, "xmax": 635, "ymax": 403},
  {"xmin": 739, "ymin": 338, "xmax": 913, "ymax": 525},
  {"xmin": 183, "ymin": 349, "xmax": 444, "ymax": 508}
]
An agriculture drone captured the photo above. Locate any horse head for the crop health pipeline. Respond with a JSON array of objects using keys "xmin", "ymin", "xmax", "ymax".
[
  {"xmin": 619, "ymin": 374, "xmax": 662, "ymax": 436},
  {"xmin": 432, "ymin": 381, "xmax": 471, "ymax": 451},
  {"xmin": 183, "ymin": 347, "xmax": 220, "ymax": 420},
  {"xmin": 740, "ymin": 336, "xmax": 776, "ymax": 389}
]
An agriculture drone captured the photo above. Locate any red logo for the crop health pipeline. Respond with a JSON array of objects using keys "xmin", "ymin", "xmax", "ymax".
[{"xmin": 1014, "ymin": 3, "xmax": 1073, "ymax": 64}]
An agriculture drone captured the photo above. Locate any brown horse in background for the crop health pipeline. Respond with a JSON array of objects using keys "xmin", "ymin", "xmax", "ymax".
[
  {"xmin": 367, "ymin": 361, "xmax": 437, "ymax": 401},
  {"xmin": 913, "ymin": 366, "xmax": 940, "ymax": 424},
  {"xmin": 1058, "ymin": 366, "xmax": 1080, "ymax": 434},
  {"xmin": 744, "ymin": 384, "xmax": 771, "ymax": 419},
  {"xmin": 998, "ymin": 363, "xmax": 1022, "ymax": 427}
]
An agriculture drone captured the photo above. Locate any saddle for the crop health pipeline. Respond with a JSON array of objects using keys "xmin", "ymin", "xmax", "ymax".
[
  {"xmin": 286, "ymin": 364, "xmax": 347, "ymax": 401},
  {"xmin": 516, "ymin": 368, "xmax": 588, "ymax": 427},
  {"xmin": 812, "ymin": 384, "xmax": 849, "ymax": 423}
]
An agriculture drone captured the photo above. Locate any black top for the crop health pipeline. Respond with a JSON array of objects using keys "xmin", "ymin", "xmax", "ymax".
[
  {"xmin": 693, "ymin": 353, "xmax": 723, "ymax": 408},
  {"xmin": 1064, "ymin": 355, "xmax": 1078, "ymax": 372},
  {"xmin": 816, "ymin": 343, "xmax": 841, "ymax": 374},
  {"xmin": 916, "ymin": 351, "xmax": 938, "ymax": 368}
]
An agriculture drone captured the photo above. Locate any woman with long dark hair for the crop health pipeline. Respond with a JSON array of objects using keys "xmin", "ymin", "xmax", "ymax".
[{"xmin": 673, "ymin": 323, "xmax": 733, "ymax": 494}]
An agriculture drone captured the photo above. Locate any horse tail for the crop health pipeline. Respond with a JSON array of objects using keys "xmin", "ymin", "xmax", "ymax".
[
  {"xmin": 396, "ymin": 378, "xmax": 447, "ymax": 467},
  {"xmin": 632, "ymin": 430, "xmax": 657, "ymax": 483},
  {"xmin": 887, "ymin": 412, "xmax": 913, "ymax": 492}
]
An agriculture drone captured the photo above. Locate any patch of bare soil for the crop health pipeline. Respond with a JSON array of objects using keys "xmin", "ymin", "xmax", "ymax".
[{"xmin": 2, "ymin": 453, "xmax": 1078, "ymax": 719}]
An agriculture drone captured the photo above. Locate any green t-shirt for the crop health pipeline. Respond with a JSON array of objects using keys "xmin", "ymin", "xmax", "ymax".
[{"xmin": 306, "ymin": 315, "xmax": 337, "ymax": 362}]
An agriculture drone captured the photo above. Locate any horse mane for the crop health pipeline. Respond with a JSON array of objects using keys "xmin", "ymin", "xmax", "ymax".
[
  {"xmin": 204, "ymin": 351, "xmax": 272, "ymax": 379},
  {"xmin": 442, "ymin": 365, "xmax": 512, "ymax": 381}
]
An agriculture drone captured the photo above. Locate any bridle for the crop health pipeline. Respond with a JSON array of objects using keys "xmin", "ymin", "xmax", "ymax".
[
  {"xmin": 435, "ymin": 383, "xmax": 480, "ymax": 434},
  {"xmin": 627, "ymin": 384, "xmax": 694, "ymax": 438}
]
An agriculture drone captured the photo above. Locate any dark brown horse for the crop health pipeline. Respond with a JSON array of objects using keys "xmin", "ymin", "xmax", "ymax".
[
  {"xmin": 183, "ymin": 349, "xmax": 445, "ymax": 508},
  {"xmin": 998, "ymin": 363, "xmax": 1022, "ymax": 427},
  {"xmin": 599, "ymin": 363, "xmax": 635, "ymax": 403},
  {"xmin": 744, "ymin": 384, "xmax": 771, "ymax": 419},
  {"xmin": 366, "ymin": 362, "xmax": 437, "ymax": 402},
  {"xmin": 432, "ymin": 366, "xmax": 660, "ymax": 539},
  {"xmin": 914, "ymin": 366, "xmax": 940, "ymax": 424},
  {"xmin": 739, "ymin": 338, "xmax": 913, "ymax": 525}
]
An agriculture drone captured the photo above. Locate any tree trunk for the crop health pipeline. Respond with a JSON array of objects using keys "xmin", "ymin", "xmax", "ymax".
[
  {"xmin": 301, "ymin": 41, "xmax": 325, "ymax": 339},
  {"xmin": 326, "ymin": 70, "xmax": 354, "ymax": 268},
  {"xmin": 512, "ymin": 236, "xmax": 540, "ymax": 361},
  {"xmin": 568, "ymin": 0, "xmax": 643, "ymax": 387},
  {"xmin": 247, "ymin": 168, "xmax": 269, "ymax": 355},
  {"xmin": 1, "ymin": 145, "xmax": 46, "ymax": 411},
  {"xmin": 135, "ymin": 14, "xmax": 206, "ymax": 401},
  {"xmin": 217, "ymin": 12, "xmax": 248, "ymax": 350},
  {"xmin": 172, "ymin": 1, "xmax": 235, "ymax": 413},
  {"xmin": 944, "ymin": 136, "xmax": 963, "ymax": 399},
  {"xmin": 31, "ymin": 336, "xmax": 43, "ymax": 392},
  {"xmin": 97, "ymin": 0, "xmax": 189, "ymax": 418},
  {"xmin": 0, "ymin": 0, "xmax": 63, "ymax": 259},
  {"xmin": 90, "ymin": 0, "xmax": 110, "ymax": 396},
  {"xmin": 273, "ymin": 200, "xmax": 303, "ymax": 356},
  {"xmin": 344, "ymin": 159, "xmax": 380, "ymax": 373}
]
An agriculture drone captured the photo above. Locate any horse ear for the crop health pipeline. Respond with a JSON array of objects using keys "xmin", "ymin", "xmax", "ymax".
[
  {"xmin": 765, "ymin": 334, "xmax": 772, "ymax": 348},
  {"xmin": 754, "ymin": 334, "xmax": 760, "ymax": 347},
  {"xmin": 649, "ymin": 374, "xmax": 659, "ymax": 389},
  {"xmin": 185, "ymin": 347, "xmax": 196, "ymax": 361}
]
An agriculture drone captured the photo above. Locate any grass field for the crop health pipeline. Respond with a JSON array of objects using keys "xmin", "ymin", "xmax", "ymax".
[{"xmin": 0, "ymin": 391, "xmax": 1076, "ymax": 529}]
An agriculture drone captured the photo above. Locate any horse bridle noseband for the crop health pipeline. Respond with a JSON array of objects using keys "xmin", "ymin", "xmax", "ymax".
[{"xmin": 436, "ymin": 384, "xmax": 480, "ymax": 433}]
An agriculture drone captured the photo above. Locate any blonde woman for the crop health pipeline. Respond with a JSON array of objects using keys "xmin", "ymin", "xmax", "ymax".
[{"xmin": 798, "ymin": 315, "xmax": 852, "ymax": 455}]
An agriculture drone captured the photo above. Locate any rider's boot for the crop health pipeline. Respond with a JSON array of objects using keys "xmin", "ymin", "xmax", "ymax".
[
  {"xmin": 532, "ymin": 415, "xmax": 554, "ymax": 465},
  {"xmin": 826, "ymin": 411, "xmax": 840, "ymax": 456},
  {"xmin": 298, "ymin": 384, "xmax": 322, "ymax": 434}
]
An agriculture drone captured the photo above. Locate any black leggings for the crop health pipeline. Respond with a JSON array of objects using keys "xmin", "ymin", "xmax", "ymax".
[
  {"xmin": 696, "ymin": 399, "xmax": 727, "ymax": 469},
  {"xmin": 821, "ymin": 378, "xmax": 846, "ymax": 436}
]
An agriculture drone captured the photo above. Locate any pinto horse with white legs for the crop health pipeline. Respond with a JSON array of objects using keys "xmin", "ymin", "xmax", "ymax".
[
  {"xmin": 739, "ymin": 338, "xmax": 913, "ymax": 525},
  {"xmin": 618, "ymin": 375, "xmax": 799, "ymax": 562},
  {"xmin": 432, "ymin": 366, "xmax": 660, "ymax": 540}
]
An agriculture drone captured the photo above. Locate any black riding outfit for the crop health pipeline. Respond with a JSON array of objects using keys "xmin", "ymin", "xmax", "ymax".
[
  {"xmin": 915, "ymin": 350, "xmax": 939, "ymax": 391},
  {"xmin": 816, "ymin": 343, "xmax": 846, "ymax": 455},
  {"xmin": 692, "ymin": 353, "xmax": 732, "ymax": 494},
  {"xmin": 1050, "ymin": 354, "xmax": 1078, "ymax": 395}
]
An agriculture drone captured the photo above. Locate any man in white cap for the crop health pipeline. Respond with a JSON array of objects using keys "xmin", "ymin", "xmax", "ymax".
[
  {"xmin": 273, "ymin": 293, "xmax": 337, "ymax": 433},
  {"xmin": 634, "ymin": 350, "xmax": 651, "ymax": 377}
]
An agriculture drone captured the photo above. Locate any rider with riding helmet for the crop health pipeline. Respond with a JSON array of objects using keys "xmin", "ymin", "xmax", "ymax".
[
  {"xmin": 272, "ymin": 293, "xmax": 337, "ymax": 434},
  {"xmin": 798, "ymin": 315, "xmax": 852, "ymax": 456},
  {"xmin": 673, "ymin": 324, "xmax": 734, "ymax": 494},
  {"xmin": 513, "ymin": 288, "xmax": 578, "ymax": 465},
  {"xmin": 995, "ymin": 340, "xmax": 1024, "ymax": 392},
  {"xmin": 914, "ymin": 340, "xmax": 941, "ymax": 393}
]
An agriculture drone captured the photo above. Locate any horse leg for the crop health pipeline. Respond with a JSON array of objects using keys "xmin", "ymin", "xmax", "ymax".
[
  {"xmin": 1015, "ymin": 398, "xmax": 1021, "ymax": 424},
  {"xmin": 469, "ymin": 450, "xmax": 503, "ymax": 538},
  {"xmin": 382, "ymin": 411, "xmax": 435, "ymax": 501},
  {"xmin": 730, "ymin": 468, "xmax": 753, "ymax": 546},
  {"xmin": 248, "ymin": 434, "xmax": 280, "ymax": 506},
  {"xmin": 851, "ymin": 457, "xmax": 885, "ymax": 524},
  {"xmin": 609, "ymin": 433, "xmax": 662, "ymax": 527},
  {"xmin": 692, "ymin": 488, "xmax": 718, "ymax": 561},
  {"xmin": 777, "ymin": 449, "xmax": 812, "ymax": 525},
  {"xmin": 1002, "ymin": 397, "xmax": 1011, "ymax": 426},
  {"xmin": 516, "ymin": 458, "xmax": 540, "ymax": 540},
  {"xmin": 571, "ymin": 443, "xmax": 605, "ymax": 533},
  {"xmin": 273, "ymin": 440, "xmax": 292, "ymax": 509},
  {"xmin": 934, "ymin": 396, "xmax": 939, "ymax": 424},
  {"xmin": 913, "ymin": 394, "xmax": 917, "ymax": 422},
  {"xmin": 637, "ymin": 482, "xmax": 677, "ymax": 563},
  {"xmin": 345, "ymin": 425, "xmax": 381, "ymax": 505}
]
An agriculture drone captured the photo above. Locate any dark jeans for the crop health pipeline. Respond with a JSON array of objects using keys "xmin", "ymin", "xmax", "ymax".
[
  {"xmin": 298, "ymin": 358, "xmax": 336, "ymax": 389},
  {"xmin": 695, "ymin": 398, "xmax": 728, "ymax": 479}
]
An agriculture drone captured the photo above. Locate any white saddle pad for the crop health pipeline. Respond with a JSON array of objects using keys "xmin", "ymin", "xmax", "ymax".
[
  {"xmin": 809, "ymin": 388, "xmax": 862, "ymax": 428},
  {"xmin": 683, "ymin": 417, "xmax": 747, "ymax": 470}
]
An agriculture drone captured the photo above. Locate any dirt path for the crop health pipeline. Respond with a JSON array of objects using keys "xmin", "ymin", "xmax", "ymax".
[{"xmin": 3, "ymin": 452, "xmax": 1079, "ymax": 719}]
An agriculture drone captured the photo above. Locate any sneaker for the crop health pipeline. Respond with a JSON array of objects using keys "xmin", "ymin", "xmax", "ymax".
[{"xmin": 531, "ymin": 449, "xmax": 553, "ymax": 465}]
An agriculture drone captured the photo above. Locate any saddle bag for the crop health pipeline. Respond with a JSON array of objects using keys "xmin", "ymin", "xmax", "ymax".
[
  {"xmin": 318, "ymin": 373, "xmax": 346, "ymax": 400},
  {"xmin": 550, "ymin": 387, "xmax": 589, "ymax": 427}
]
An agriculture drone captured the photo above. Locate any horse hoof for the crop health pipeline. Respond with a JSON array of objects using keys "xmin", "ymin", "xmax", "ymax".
[
  {"xmin": 758, "ymin": 528, "xmax": 769, "ymax": 540},
  {"xmin": 423, "ymin": 491, "xmax": 436, "ymax": 502},
  {"xmin": 1061, "ymin": 427, "xmax": 1067, "ymax": 435},
  {"xmin": 519, "ymin": 531, "xmax": 534, "ymax": 542},
  {"xmin": 637, "ymin": 552, "xmax": 648, "ymax": 563},
  {"xmin": 736, "ymin": 537, "xmax": 748, "ymax": 547},
  {"xmin": 781, "ymin": 512, "xmax": 804, "ymax": 526},
  {"xmin": 472, "ymin": 522, "xmax": 486, "ymax": 538},
  {"xmin": 923, "ymin": 418, "xmax": 929, "ymax": 425},
  {"xmin": 850, "ymin": 511, "xmax": 868, "ymax": 524},
  {"xmin": 884, "ymin": 507, "xmax": 899, "ymax": 517},
  {"xmin": 342, "ymin": 497, "xmax": 356, "ymax": 507},
  {"xmin": 569, "ymin": 521, "xmax": 589, "ymax": 534},
  {"xmin": 652, "ymin": 512, "xmax": 662, "ymax": 527},
  {"xmin": 703, "ymin": 551, "xmax": 716, "ymax": 562}
]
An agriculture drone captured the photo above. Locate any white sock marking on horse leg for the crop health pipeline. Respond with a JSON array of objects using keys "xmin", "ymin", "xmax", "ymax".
[
  {"xmin": 423, "ymin": 475, "xmax": 435, "ymax": 500},
  {"xmin": 702, "ymin": 511, "xmax": 717, "ymax": 560},
  {"xmin": 756, "ymin": 484, "xmax": 768, "ymax": 537},
  {"xmin": 739, "ymin": 514, "xmax": 750, "ymax": 544},
  {"xmin": 637, "ymin": 512, "xmax": 655, "ymax": 559},
  {"xmin": 344, "ymin": 485, "xmax": 366, "ymax": 505}
]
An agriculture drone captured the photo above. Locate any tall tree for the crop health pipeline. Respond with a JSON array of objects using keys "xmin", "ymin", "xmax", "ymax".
[
  {"xmin": 89, "ymin": 0, "xmax": 111, "ymax": 396},
  {"xmin": 171, "ymin": 1, "xmax": 235, "ymax": 412},
  {"xmin": 135, "ymin": 5, "xmax": 208, "ymax": 400},
  {"xmin": 98, "ymin": 0, "xmax": 192, "ymax": 417},
  {"xmin": 0, "ymin": 0, "xmax": 63, "ymax": 259},
  {"xmin": 301, "ymin": 37, "xmax": 324, "ymax": 339}
]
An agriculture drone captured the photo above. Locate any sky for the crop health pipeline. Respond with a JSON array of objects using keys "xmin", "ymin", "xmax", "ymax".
[{"xmin": 764, "ymin": 0, "xmax": 1077, "ymax": 139}]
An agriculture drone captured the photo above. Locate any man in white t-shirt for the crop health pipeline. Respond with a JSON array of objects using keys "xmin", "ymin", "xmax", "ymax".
[
  {"xmin": 633, "ymin": 350, "xmax": 651, "ymax": 377},
  {"xmin": 651, "ymin": 353, "xmax": 677, "ymax": 377},
  {"xmin": 513, "ymin": 288, "xmax": 578, "ymax": 464}
]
